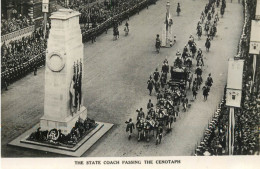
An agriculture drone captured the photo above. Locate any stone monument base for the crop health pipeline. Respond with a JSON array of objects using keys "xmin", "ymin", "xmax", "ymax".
[
  {"xmin": 8, "ymin": 121, "xmax": 114, "ymax": 157},
  {"xmin": 40, "ymin": 106, "xmax": 87, "ymax": 134},
  {"xmin": 161, "ymin": 24, "xmax": 173, "ymax": 48}
]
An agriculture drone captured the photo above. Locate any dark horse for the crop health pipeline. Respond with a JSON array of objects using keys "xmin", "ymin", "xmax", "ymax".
[
  {"xmin": 205, "ymin": 38, "xmax": 211, "ymax": 51},
  {"xmin": 197, "ymin": 26, "xmax": 202, "ymax": 40}
]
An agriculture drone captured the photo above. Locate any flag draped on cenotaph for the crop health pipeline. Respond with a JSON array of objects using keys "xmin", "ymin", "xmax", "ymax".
[{"xmin": 40, "ymin": 9, "xmax": 87, "ymax": 134}]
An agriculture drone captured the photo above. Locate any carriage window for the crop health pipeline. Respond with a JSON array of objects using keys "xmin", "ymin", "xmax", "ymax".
[{"xmin": 232, "ymin": 95, "xmax": 236, "ymax": 100}]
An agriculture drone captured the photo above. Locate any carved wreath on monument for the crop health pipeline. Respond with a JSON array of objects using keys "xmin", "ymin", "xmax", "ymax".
[{"xmin": 47, "ymin": 52, "xmax": 65, "ymax": 72}]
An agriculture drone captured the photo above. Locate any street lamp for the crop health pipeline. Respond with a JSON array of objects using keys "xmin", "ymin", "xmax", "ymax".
[
  {"xmin": 42, "ymin": 0, "xmax": 49, "ymax": 39},
  {"xmin": 166, "ymin": 1, "xmax": 170, "ymax": 16},
  {"xmin": 166, "ymin": 1, "xmax": 170, "ymax": 46}
]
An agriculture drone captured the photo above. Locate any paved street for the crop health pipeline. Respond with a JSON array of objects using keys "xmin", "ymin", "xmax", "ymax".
[{"xmin": 1, "ymin": 0, "xmax": 243, "ymax": 157}]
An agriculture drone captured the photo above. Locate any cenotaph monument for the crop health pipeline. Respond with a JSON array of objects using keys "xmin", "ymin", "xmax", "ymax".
[
  {"xmin": 9, "ymin": 9, "xmax": 113, "ymax": 157},
  {"xmin": 40, "ymin": 8, "xmax": 87, "ymax": 134},
  {"xmin": 161, "ymin": 1, "xmax": 173, "ymax": 47}
]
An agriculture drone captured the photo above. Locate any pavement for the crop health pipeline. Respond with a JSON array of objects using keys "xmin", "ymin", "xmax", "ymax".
[{"xmin": 1, "ymin": 0, "xmax": 243, "ymax": 157}]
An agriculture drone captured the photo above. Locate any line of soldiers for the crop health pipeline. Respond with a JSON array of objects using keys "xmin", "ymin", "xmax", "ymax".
[
  {"xmin": 1, "ymin": 54, "xmax": 45, "ymax": 90},
  {"xmin": 1, "ymin": 28, "xmax": 47, "ymax": 90},
  {"xmin": 81, "ymin": 0, "xmax": 158, "ymax": 43}
]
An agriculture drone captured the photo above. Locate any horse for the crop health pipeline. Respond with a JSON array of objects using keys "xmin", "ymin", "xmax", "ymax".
[
  {"xmin": 197, "ymin": 57, "xmax": 204, "ymax": 67},
  {"xmin": 197, "ymin": 75, "xmax": 203, "ymax": 89},
  {"xmin": 187, "ymin": 73, "xmax": 193, "ymax": 89},
  {"xmin": 220, "ymin": 7, "xmax": 225, "ymax": 17},
  {"xmin": 190, "ymin": 44, "xmax": 197, "ymax": 58},
  {"xmin": 200, "ymin": 14, "xmax": 205, "ymax": 24},
  {"xmin": 204, "ymin": 24, "xmax": 210, "ymax": 36},
  {"xmin": 184, "ymin": 57, "xmax": 192, "ymax": 70},
  {"xmin": 197, "ymin": 26, "xmax": 202, "ymax": 40},
  {"xmin": 205, "ymin": 39, "xmax": 211, "ymax": 51}
]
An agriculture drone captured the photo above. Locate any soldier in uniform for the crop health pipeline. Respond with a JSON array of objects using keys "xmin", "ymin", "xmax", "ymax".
[
  {"xmin": 162, "ymin": 59, "xmax": 169, "ymax": 74},
  {"xmin": 195, "ymin": 66, "xmax": 202, "ymax": 78},
  {"xmin": 160, "ymin": 73, "xmax": 167, "ymax": 89},
  {"xmin": 202, "ymin": 85, "xmax": 210, "ymax": 101},
  {"xmin": 156, "ymin": 124, "xmax": 163, "ymax": 145},
  {"xmin": 206, "ymin": 73, "xmax": 213, "ymax": 88},
  {"xmin": 153, "ymin": 68, "xmax": 160, "ymax": 82},
  {"xmin": 147, "ymin": 76, "xmax": 154, "ymax": 95},
  {"xmin": 125, "ymin": 118, "xmax": 135, "ymax": 140},
  {"xmin": 34, "ymin": 64, "xmax": 38, "ymax": 76},
  {"xmin": 147, "ymin": 99, "xmax": 154, "ymax": 110}
]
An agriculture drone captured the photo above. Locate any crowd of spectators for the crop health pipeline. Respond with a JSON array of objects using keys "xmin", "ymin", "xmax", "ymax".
[
  {"xmin": 1, "ymin": 28, "xmax": 46, "ymax": 73},
  {"xmin": 233, "ymin": 0, "xmax": 259, "ymax": 155},
  {"xmin": 195, "ymin": 95, "xmax": 228, "ymax": 156},
  {"xmin": 195, "ymin": 0, "xmax": 259, "ymax": 156},
  {"xmin": 1, "ymin": 14, "xmax": 34, "ymax": 36},
  {"xmin": 235, "ymin": 76, "xmax": 259, "ymax": 155},
  {"xmin": 58, "ymin": 0, "xmax": 150, "ymax": 32},
  {"xmin": 1, "ymin": 27, "xmax": 47, "ymax": 90}
]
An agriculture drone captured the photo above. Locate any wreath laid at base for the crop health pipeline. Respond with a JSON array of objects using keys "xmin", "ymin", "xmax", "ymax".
[{"xmin": 27, "ymin": 117, "xmax": 97, "ymax": 148}]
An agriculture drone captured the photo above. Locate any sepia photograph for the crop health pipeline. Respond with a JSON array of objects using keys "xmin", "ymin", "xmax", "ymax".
[{"xmin": 1, "ymin": 0, "xmax": 260, "ymax": 167}]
